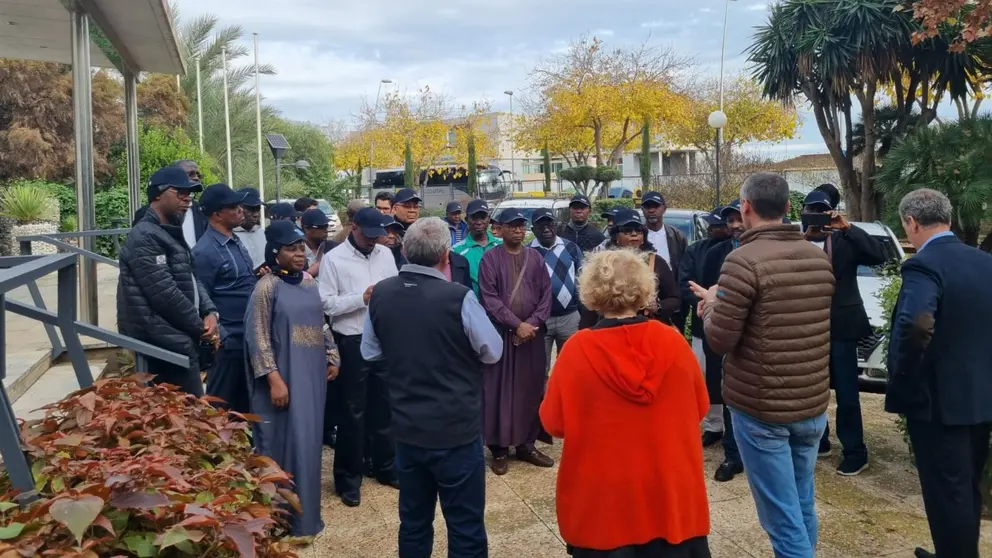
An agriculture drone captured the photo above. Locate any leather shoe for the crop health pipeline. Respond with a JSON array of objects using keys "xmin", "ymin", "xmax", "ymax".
[
  {"xmin": 377, "ymin": 476, "xmax": 400, "ymax": 490},
  {"xmin": 914, "ymin": 548, "xmax": 935, "ymax": 558},
  {"xmin": 339, "ymin": 491, "xmax": 361, "ymax": 507},
  {"xmin": 517, "ymin": 449, "xmax": 555, "ymax": 468},
  {"xmin": 702, "ymin": 431, "xmax": 723, "ymax": 447},
  {"xmin": 490, "ymin": 455, "xmax": 509, "ymax": 476},
  {"xmin": 714, "ymin": 460, "xmax": 744, "ymax": 482}
]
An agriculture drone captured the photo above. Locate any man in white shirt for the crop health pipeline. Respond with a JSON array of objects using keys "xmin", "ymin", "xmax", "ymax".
[
  {"xmin": 233, "ymin": 187, "xmax": 266, "ymax": 268},
  {"xmin": 641, "ymin": 190, "xmax": 689, "ymax": 331},
  {"xmin": 318, "ymin": 207, "xmax": 400, "ymax": 507}
]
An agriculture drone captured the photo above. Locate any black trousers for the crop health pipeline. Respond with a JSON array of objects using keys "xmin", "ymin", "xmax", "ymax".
[
  {"xmin": 323, "ymin": 372, "xmax": 342, "ymax": 445},
  {"xmin": 568, "ymin": 536, "xmax": 711, "ymax": 558},
  {"xmin": 906, "ymin": 417, "xmax": 991, "ymax": 558},
  {"xmin": 144, "ymin": 354, "xmax": 203, "ymax": 397},
  {"xmin": 205, "ymin": 346, "xmax": 250, "ymax": 414},
  {"xmin": 332, "ymin": 333, "xmax": 395, "ymax": 495}
]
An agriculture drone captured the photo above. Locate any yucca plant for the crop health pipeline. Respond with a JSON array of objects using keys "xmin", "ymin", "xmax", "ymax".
[{"xmin": 0, "ymin": 185, "xmax": 53, "ymax": 224}]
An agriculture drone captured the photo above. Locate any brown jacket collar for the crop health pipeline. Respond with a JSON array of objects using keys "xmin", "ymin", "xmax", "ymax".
[{"xmin": 739, "ymin": 223, "xmax": 803, "ymax": 246}]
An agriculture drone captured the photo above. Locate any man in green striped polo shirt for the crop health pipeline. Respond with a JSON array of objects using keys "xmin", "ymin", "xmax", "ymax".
[{"xmin": 453, "ymin": 199, "xmax": 503, "ymax": 295}]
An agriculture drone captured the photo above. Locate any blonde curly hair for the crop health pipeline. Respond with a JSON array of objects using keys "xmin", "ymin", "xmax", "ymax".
[{"xmin": 578, "ymin": 249, "xmax": 658, "ymax": 316}]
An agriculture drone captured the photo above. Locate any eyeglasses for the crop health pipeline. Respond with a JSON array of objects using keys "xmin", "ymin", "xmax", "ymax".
[{"xmin": 617, "ymin": 226, "xmax": 644, "ymax": 235}]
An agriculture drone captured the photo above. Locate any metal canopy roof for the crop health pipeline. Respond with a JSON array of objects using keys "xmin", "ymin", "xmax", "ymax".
[{"xmin": 0, "ymin": 0, "xmax": 185, "ymax": 74}]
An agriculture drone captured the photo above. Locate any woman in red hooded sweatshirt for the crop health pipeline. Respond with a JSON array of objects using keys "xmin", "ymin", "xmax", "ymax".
[{"xmin": 540, "ymin": 249, "xmax": 712, "ymax": 558}]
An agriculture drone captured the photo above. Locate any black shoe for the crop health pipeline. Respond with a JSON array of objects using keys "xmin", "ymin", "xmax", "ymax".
[
  {"xmin": 701, "ymin": 431, "xmax": 723, "ymax": 448},
  {"xmin": 914, "ymin": 548, "xmax": 935, "ymax": 558},
  {"xmin": 339, "ymin": 490, "xmax": 361, "ymax": 507},
  {"xmin": 818, "ymin": 439, "xmax": 833, "ymax": 458},
  {"xmin": 836, "ymin": 456, "xmax": 869, "ymax": 476},
  {"xmin": 377, "ymin": 476, "xmax": 400, "ymax": 490},
  {"xmin": 323, "ymin": 427, "xmax": 337, "ymax": 448},
  {"xmin": 714, "ymin": 460, "xmax": 743, "ymax": 482}
]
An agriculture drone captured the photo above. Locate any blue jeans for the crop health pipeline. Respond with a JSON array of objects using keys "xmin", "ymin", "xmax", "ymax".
[
  {"xmin": 820, "ymin": 340, "xmax": 867, "ymax": 461},
  {"xmin": 395, "ymin": 437, "xmax": 488, "ymax": 558},
  {"xmin": 731, "ymin": 409, "xmax": 827, "ymax": 558}
]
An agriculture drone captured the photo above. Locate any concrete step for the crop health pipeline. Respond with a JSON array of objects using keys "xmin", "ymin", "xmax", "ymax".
[{"xmin": 11, "ymin": 360, "xmax": 106, "ymax": 421}]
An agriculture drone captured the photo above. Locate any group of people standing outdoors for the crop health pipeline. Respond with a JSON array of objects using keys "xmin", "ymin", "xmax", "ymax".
[{"xmin": 116, "ymin": 160, "xmax": 992, "ymax": 558}]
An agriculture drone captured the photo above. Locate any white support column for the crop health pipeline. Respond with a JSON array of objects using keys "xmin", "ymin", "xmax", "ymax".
[
  {"xmin": 123, "ymin": 66, "xmax": 141, "ymax": 220},
  {"xmin": 70, "ymin": 5, "xmax": 98, "ymax": 326}
]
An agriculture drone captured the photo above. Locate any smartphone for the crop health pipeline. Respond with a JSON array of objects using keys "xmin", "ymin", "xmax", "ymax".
[{"xmin": 801, "ymin": 212, "xmax": 831, "ymax": 228}]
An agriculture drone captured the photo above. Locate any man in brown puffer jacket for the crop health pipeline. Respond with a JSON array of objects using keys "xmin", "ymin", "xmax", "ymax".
[{"xmin": 691, "ymin": 172, "xmax": 834, "ymax": 558}]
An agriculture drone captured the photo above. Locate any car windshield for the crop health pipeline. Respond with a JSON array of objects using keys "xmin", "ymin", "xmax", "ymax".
[
  {"xmin": 665, "ymin": 215, "xmax": 693, "ymax": 238},
  {"xmin": 317, "ymin": 201, "xmax": 333, "ymax": 215},
  {"xmin": 857, "ymin": 235, "xmax": 902, "ymax": 276}
]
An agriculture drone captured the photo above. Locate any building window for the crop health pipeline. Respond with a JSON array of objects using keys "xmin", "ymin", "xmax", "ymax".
[
  {"xmin": 552, "ymin": 162, "xmax": 564, "ymax": 174},
  {"xmin": 447, "ymin": 130, "xmax": 456, "ymax": 146},
  {"xmin": 662, "ymin": 153, "xmax": 672, "ymax": 176},
  {"xmin": 615, "ymin": 160, "xmax": 624, "ymax": 176}
]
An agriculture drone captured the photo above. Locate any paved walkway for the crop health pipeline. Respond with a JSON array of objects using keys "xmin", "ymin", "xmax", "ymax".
[{"xmin": 304, "ymin": 394, "xmax": 992, "ymax": 557}]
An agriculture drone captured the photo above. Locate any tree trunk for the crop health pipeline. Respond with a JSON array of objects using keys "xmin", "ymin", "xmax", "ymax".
[
  {"xmin": 859, "ymin": 85, "xmax": 879, "ymax": 221},
  {"xmin": 640, "ymin": 120, "xmax": 651, "ymax": 189},
  {"xmin": 593, "ymin": 123, "xmax": 604, "ymax": 167}
]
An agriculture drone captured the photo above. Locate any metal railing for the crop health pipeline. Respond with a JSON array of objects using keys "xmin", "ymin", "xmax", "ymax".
[{"xmin": 3, "ymin": 233, "xmax": 189, "ymax": 504}]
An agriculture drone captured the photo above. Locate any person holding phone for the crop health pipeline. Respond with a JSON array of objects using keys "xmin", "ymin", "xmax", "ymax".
[{"xmin": 801, "ymin": 189, "xmax": 888, "ymax": 476}]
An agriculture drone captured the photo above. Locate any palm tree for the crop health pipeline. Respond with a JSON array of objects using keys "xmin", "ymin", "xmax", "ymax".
[{"xmin": 875, "ymin": 116, "xmax": 992, "ymax": 246}]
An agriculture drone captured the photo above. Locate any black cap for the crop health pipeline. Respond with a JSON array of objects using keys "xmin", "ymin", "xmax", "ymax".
[
  {"xmin": 264, "ymin": 219, "xmax": 306, "ymax": 246},
  {"xmin": 803, "ymin": 191, "xmax": 834, "ymax": 210},
  {"xmin": 613, "ymin": 208, "xmax": 644, "ymax": 227},
  {"xmin": 498, "ymin": 208, "xmax": 527, "ymax": 225},
  {"xmin": 353, "ymin": 207, "xmax": 388, "ymax": 238},
  {"xmin": 301, "ymin": 208, "xmax": 330, "ymax": 228},
  {"xmin": 147, "ymin": 167, "xmax": 202, "ymax": 202},
  {"xmin": 601, "ymin": 208, "xmax": 619, "ymax": 219},
  {"xmin": 199, "ymin": 184, "xmax": 247, "ymax": 215},
  {"xmin": 641, "ymin": 191, "xmax": 666, "ymax": 206},
  {"xmin": 393, "ymin": 188, "xmax": 422, "ymax": 205},
  {"xmin": 445, "ymin": 201, "xmax": 463, "ymax": 214},
  {"xmin": 701, "ymin": 209, "xmax": 726, "ymax": 226},
  {"xmin": 237, "ymin": 187, "xmax": 262, "ymax": 207},
  {"xmin": 466, "ymin": 199, "xmax": 490, "ymax": 216},
  {"xmin": 531, "ymin": 208, "xmax": 555, "ymax": 224},
  {"xmin": 270, "ymin": 202, "xmax": 302, "ymax": 220},
  {"xmin": 569, "ymin": 194, "xmax": 591, "ymax": 208},
  {"xmin": 720, "ymin": 199, "xmax": 742, "ymax": 219},
  {"xmin": 384, "ymin": 217, "xmax": 404, "ymax": 231}
]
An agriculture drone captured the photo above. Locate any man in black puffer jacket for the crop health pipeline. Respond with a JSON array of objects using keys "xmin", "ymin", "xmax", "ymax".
[{"xmin": 119, "ymin": 167, "xmax": 218, "ymax": 396}]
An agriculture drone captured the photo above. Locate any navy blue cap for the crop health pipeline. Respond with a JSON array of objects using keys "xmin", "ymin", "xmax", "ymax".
[
  {"xmin": 301, "ymin": 208, "xmax": 330, "ymax": 228},
  {"xmin": 531, "ymin": 208, "xmax": 555, "ymax": 224},
  {"xmin": 601, "ymin": 208, "xmax": 619, "ymax": 219},
  {"xmin": 720, "ymin": 199, "xmax": 742, "ymax": 219},
  {"xmin": 613, "ymin": 208, "xmax": 644, "ymax": 227},
  {"xmin": 466, "ymin": 199, "xmax": 491, "ymax": 216},
  {"xmin": 384, "ymin": 217, "xmax": 404, "ymax": 231},
  {"xmin": 393, "ymin": 188, "xmax": 422, "ymax": 205},
  {"xmin": 264, "ymin": 219, "xmax": 306, "ymax": 246},
  {"xmin": 445, "ymin": 201, "xmax": 463, "ymax": 214},
  {"xmin": 702, "ymin": 209, "xmax": 726, "ymax": 226},
  {"xmin": 199, "ymin": 184, "xmax": 247, "ymax": 215},
  {"xmin": 803, "ymin": 191, "xmax": 834, "ymax": 210},
  {"xmin": 498, "ymin": 208, "xmax": 527, "ymax": 225},
  {"xmin": 353, "ymin": 207, "xmax": 388, "ymax": 238},
  {"xmin": 237, "ymin": 187, "xmax": 262, "ymax": 207},
  {"xmin": 147, "ymin": 167, "xmax": 201, "ymax": 202},
  {"xmin": 641, "ymin": 191, "xmax": 666, "ymax": 206},
  {"xmin": 569, "ymin": 194, "xmax": 591, "ymax": 208},
  {"xmin": 270, "ymin": 202, "xmax": 302, "ymax": 220}
]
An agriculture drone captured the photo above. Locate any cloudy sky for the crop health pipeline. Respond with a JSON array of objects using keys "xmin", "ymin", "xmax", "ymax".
[{"xmin": 176, "ymin": 0, "xmax": 828, "ymax": 158}]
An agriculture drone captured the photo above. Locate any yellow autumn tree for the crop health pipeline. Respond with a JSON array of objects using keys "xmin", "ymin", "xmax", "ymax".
[
  {"xmin": 514, "ymin": 109, "xmax": 595, "ymax": 167},
  {"xmin": 333, "ymin": 130, "xmax": 371, "ymax": 177},
  {"xmin": 525, "ymin": 35, "xmax": 693, "ymax": 167},
  {"xmin": 445, "ymin": 101, "xmax": 499, "ymax": 178},
  {"xmin": 667, "ymin": 74, "xmax": 799, "ymax": 177}
]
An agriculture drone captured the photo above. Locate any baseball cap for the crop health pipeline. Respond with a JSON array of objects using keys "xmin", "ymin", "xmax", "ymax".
[
  {"xmin": 147, "ymin": 167, "xmax": 202, "ymax": 202},
  {"xmin": 720, "ymin": 199, "xmax": 742, "ymax": 219},
  {"xmin": 393, "ymin": 188, "xmax": 422, "ymax": 205},
  {"xmin": 531, "ymin": 208, "xmax": 555, "ymax": 224},
  {"xmin": 601, "ymin": 208, "xmax": 619, "ymax": 219},
  {"xmin": 466, "ymin": 199, "xmax": 491, "ymax": 216},
  {"xmin": 264, "ymin": 219, "xmax": 306, "ymax": 246},
  {"xmin": 569, "ymin": 194, "xmax": 591, "ymax": 208},
  {"xmin": 613, "ymin": 208, "xmax": 644, "ymax": 227},
  {"xmin": 301, "ymin": 208, "xmax": 330, "ymax": 228},
  {"xmin": 803, "ymin": 191, "xmax": 834, "ymax": 210},
  {"xmin": 701, "ymin": 208, "xmax": 727, "ymax": 226},
  {"xmin": 498, "ymin": 208, "xmax": 527, "ymax": 225},
  {"xmin": 237, "ymin": 187, "xmax": 262, "ymax": 207},
  {"xmin": 199, "ymin": 184, "xmax": 247, "ymax": 215},
  {"xmin": 641, "ymin": 191, "xmax": 666, "ymax": 206},
  {"xmin": 384, "ymin": 217, "xmax": 404, "ymax": 231},
  {"xmin": 445, "ymin": 201, "xmax": 463, "ymax": 214},
  {"xmin": 270, "ymin": 202, "xmax": 302, "ymax": 220},
  {"xmin": 353, "ymin": 207, "xmax": 388, "ymax": 238}
]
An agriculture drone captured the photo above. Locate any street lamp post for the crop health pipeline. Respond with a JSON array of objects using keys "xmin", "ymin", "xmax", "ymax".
[
  {"xmin": 368, "ymin": 79, "xmax": 393, "ymax": 199},
  {"xmin": 504, "ymin": 90, "xmax": 514, "ymax": 188},
  {"xmin": 709, "ymin": 0, "xmax": 737, "ymax": 207},
  {"xmin": 275, "ymin": 160, "xmax": 311, "ymax": 202}
]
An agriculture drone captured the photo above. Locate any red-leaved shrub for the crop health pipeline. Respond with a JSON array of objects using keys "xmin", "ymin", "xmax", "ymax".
[{"xmin": 0, "ymin": 374, "xmax": 300, "ymax": 557}]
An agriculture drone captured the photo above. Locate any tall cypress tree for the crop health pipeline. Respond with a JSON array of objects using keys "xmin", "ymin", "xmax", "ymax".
[
  {"xmin": 404, "ymin": 140, "xmax": 415, "ymax": 188},
  {"xmin": 542, "ymin": 142, "xmax": 552, "ymax": 193},
  {"xmin": 640, "ymin": 119, "xmax": 652, "ymax": 189},
  {"xmin": 467, "ymin": 134, "xmax": 478, "ymax": 195}
]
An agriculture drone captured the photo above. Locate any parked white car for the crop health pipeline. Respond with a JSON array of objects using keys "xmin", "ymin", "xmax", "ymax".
[
  {"xmin": 265, "ymin": 198, "xmax": 342, "ymax": 235},
  {"xmin": 851, "ymin": 221, "xmax": 905, "ymax": 387}
]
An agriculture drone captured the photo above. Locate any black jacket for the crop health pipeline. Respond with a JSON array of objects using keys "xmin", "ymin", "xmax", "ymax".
[
  {"xmin": 821, "ymin": 226, "xmax": 888, "ymax": 341},
  {"xmin": 118, "ymin": 207, "xmax": 216, "ymax": 365},
  {"xmin": 557, "ymin": 222, "xmax": 606, "ymax": 253},
  {"xmin": 678, "ymin": 237, "xmax": 721, "ymax": 339},
  {"xmin": 885, "ymin": 235, "xmax": 992, "ymax": 424},
  {"xmin": 654, "ymin": 223, "xmax": 689, "ymax": 331},
  {"xmin": 133, "ymin": 202, "xmax": 208, "ymax": 242}
]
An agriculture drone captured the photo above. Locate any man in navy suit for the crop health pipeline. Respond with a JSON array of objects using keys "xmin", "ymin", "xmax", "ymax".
[{"xmin": 885, "ymin": 189, "xmax": 992, "ymax": 558}]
